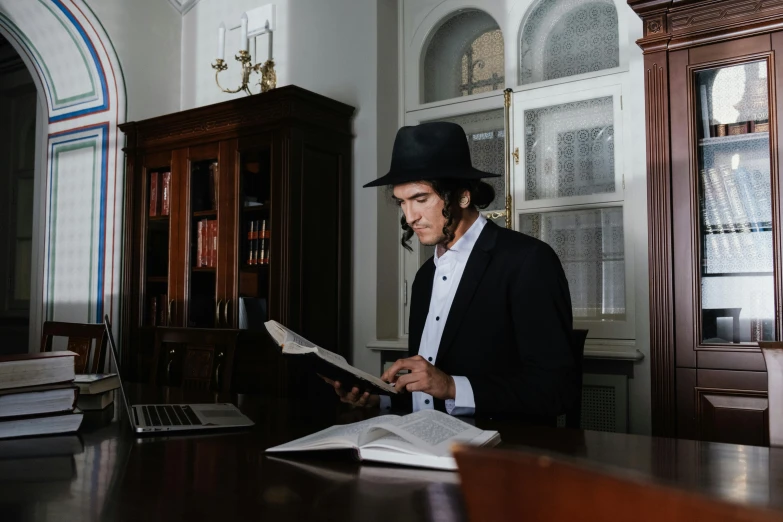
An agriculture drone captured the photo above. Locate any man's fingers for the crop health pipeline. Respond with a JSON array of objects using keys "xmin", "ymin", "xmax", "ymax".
[
  {"xmin": 381, "ymin": 357, "xmax": 428, "ymax": 382},
  {"xmin": 394, "ymin": 372, "xmax": 425, "ymax": 392}
]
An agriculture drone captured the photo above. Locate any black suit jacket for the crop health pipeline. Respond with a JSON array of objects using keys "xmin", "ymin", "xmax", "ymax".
[{"xmin": 393, "ymin": 221, "xmax": 577, "ymax": 424}]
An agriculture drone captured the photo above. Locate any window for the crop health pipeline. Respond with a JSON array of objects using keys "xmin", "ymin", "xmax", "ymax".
[
  {"xmin": 402, "ymin": 0, "xmax": 634, "ymax": 340},
  {"xmin": 422, "ymin": 9, "xmax": 504, "ymax": 104},
  {"xmin": 519, "ymin": 0, "xmax": 619, "ymax": 86}
]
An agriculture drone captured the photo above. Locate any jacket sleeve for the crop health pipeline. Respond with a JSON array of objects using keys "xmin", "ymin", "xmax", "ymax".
[{"xmin": 467, "ymin": 243, "xmax": 577, "ymax": 418}]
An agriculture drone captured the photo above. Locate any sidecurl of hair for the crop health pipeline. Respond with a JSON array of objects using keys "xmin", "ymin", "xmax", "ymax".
[{"xmin": 395, "ymin": 179, "xmax": 496, "ymax": 251}]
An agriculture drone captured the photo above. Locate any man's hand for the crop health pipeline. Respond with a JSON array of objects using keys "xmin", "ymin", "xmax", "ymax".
[
  {"xmin": 380, "ymin": 355, "xmax": 456, "ymax": 400},
  {"xmin": 321, "ymin": 376, "xmax": 380, "ymax": 408}
]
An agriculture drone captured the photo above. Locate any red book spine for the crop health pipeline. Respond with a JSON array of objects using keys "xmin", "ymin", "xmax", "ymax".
[
  {"xmin": 161, "ymin": 172, "xmax": 171, "ymax": 216},
  {"xmin": 149, "ymin": 172, "xmax": 159, "ymax": 217},
  {"xmin": 210, "ymin": 220, "xmax": 217, "ymax": 267},
  {"xmin": 197, "ymin": 220, "xmax": 204, "ymax": 267},
  {"xmin": 251, "ymin": 220, "xmax": 259, "ymax": 265}
]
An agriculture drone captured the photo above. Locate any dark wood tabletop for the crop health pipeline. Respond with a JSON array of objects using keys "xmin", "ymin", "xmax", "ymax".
[{"xmin": 3, "ymin": 384, "xmax": 783, "ymax": 522}]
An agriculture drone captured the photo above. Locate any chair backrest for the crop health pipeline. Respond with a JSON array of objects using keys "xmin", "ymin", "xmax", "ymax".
[
  {"xmin": 40, "ymin": 321, "xmax": 108, "ymax": 374},
  {"xmin": 150, "ymin": 327, "xmax": 239, "ymax": 394},
  {"xmin": 759, "ymin": 342, "xmax": 783, "ymax": 446},
  {"xmin": 565, "ymin": 329, "xmax": 589, "ymax": 429},
  {"xmin": 454, "ymin": 444, "xmax": 782, "ymax": 522}
]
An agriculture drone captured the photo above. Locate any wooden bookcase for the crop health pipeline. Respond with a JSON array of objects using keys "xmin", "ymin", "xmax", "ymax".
[
  {"xmin": 630, "ymin": 1, "xmax": 783, "ymax": 444},
  {"xmin": 119, "ymin": 86, "xmax": 354, "ymax": 386}
]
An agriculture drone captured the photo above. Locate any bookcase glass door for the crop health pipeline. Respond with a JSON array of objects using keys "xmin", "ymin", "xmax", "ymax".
[
  {"xmin": 188, "ymin": 157, "xmax": 220, "ymax": 328},
  {"xmin": 236, "ymin": 147, "xmax": 271, "ymax": 329},
  {"xmin": 145, "ymin": 166, "xmax": 172, "ymax": 327},
  {"xmin": 695, "ymin": 59, "xmax": 777, "ymax": 344}
]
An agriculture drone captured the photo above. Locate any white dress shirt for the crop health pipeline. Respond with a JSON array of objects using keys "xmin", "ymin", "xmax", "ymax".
[{"xmin": 381, "ymin": 213, "xmax": 487, "ymax": 416}]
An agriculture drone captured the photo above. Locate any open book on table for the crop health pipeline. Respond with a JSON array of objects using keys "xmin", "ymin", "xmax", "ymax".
[
  {"xmin": 264, "ymin": 320, "xmax": 397, "ymax": 395},
  {"xmin": 265, "ymin": 409, "xmax": 500, "ymax": 471}
]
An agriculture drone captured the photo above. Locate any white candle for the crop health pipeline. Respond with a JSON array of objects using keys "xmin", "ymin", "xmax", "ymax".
[
  {"xmin": 240, "ymin": 14, "xmax": 249, "ymax": 52},
  {"xmin": 217, "ymin": 23, "xmax": 225, "ymax": 60}
]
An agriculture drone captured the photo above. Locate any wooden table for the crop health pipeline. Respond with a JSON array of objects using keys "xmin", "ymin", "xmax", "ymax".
[{"xmin": 3, "ymin": 384, "xmax": 783, "ymax": 522}]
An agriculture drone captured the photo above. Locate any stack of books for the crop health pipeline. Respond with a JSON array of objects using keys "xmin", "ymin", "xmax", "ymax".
[
  {"xmin": 74, "ymin": 373, "xmax": 120, "ymax": 411},
  {"xmin": 0, "ymin": 351, "xmax": 83, "ymax": 439}
]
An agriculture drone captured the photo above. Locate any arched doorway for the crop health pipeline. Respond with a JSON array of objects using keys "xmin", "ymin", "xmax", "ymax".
[{"xmin": 0, "ymin": 0, "xmax": 126, "ymax": 352}]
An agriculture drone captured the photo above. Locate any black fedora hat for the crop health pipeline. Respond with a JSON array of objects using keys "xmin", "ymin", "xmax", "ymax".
[{"xmin": 363, "ymin": 121, "xmax": 500, "ymax": 188}]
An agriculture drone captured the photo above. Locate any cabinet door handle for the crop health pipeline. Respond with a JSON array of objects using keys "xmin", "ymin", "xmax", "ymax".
[
  {"xmin": 223, "ymin": 299, "xmax": 231, "ymax": 327},
  {"xmin": 166, "ymin": 348, "xmax": 176, "ymax": 384},
  {"xmin": 215, "ymin": 299, "xmax": 224, "ymax": 327},
  {"xmin": 167, "ymin": 300, "xmax": 174, "ymax": 326}
]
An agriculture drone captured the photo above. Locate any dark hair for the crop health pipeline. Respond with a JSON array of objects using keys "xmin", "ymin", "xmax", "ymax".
[{"xmin": 396, "ymin": 179, "xmax": 495, "ymax": 251}]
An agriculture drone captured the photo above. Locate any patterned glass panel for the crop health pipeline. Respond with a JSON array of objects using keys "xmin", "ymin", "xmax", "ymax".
[
  {"xmin": 423, "ymin": 10, "xmax": 504, "ymax": 104},
  {"xmin": 428, "ymin": 109, "xmax": 504, "ymax": 211},
  {"xmin": 520, "ymin": 207, "xmax": 625, "ymax": 321},
  {"xmin": 696, "ymin": 61, "xmax": 776, "ymax": 344},
  {"xmin": 519, "ymin": 0, "xmax": 619, "ymax": 86},
  {"xmin": 524, "ymin": 96, "xmax": 615, "ymax": 201}
]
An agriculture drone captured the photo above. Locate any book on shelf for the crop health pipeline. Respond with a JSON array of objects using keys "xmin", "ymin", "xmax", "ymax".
[
  {"xmin": 260, "ymin": 219, "xmax": 269, "ymax": 265},
  {"xmin": 161, "ymin": 171, "xmax": 171, "ymax": 216},
  {"xmin": 210, "ymin": 219, "xmax": 218, "ymax": 267},
  {"xmin": 264, "ymin": 320, "xmax": 397, "ymax": 396},
  {"xmin": 149, "ymin": 172, "xmax": 159, "ymax": 217},
  {"xmin": 76, "ymin": 391, "xmax": 114, "ymax": 411},
  {"xmin": 197, "ymin": 219, "xmax": 205, "ymax": 267},
  {"xmin": 0, "ymin": 384, "xmax": 78, "ymax": 419},
  {"xmin": 0, "ymin": 351, "xmax": 78, "ymax": 391},
  {"xmin": 266, "ymin": 409, "xmax": 500, "ymax": 471},
  {"xmin": 209, "ymin": 161, "xmax": 219, "ymax": 211},
  {"xmin": 74, "ymin": 373, "xmax": 120, "ymax": 395},
  {"xmin": 247, "ymin": 220, "xmax": 256, "ymax": 265}
]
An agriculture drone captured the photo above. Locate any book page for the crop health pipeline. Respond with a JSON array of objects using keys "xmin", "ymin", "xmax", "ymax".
[
  {"xmin": 359, "ymin": 410, "xmax": 483, "ymax": 456},
  {"xmin": 266, "ymin": 415, "xmax": 401, "ymax": 453}
]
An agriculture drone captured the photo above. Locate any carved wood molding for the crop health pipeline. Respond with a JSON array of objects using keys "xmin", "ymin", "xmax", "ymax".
[
  {"xmin": 631, "ymin": 0, "xmax": 783, "ymax": 52},
  {"xmin": 121, "ymin": 86, "xmax": 354, "ymax": 151},
  {"xmin": 644, "ymin": 54, "xmax": 677, "ymax": 437}
]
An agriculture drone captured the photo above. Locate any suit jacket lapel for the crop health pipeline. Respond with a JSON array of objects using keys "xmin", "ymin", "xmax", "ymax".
[
  {"xmin": 436, "ymin": 221, "xmax": 498, "ymax": 364},
  {"xmin": 409, "ymin": 259, "xmax": 435, "ymax": 357}
]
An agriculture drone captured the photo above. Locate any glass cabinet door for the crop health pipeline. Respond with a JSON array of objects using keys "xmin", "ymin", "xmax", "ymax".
[
  {"xmin": 144, "ymin": 163, "xmax": 173, "ymax": 327},
  {"xmin": 187, "ymin": 151, "xmax": 220, "ymax": 328},
  {"xmin": 695, "ymin": 60, "xmax": 776, "ymax": 344},
  {"xmin": 234, "ymin": 146, "xmax": 271, "ymax": 328}
]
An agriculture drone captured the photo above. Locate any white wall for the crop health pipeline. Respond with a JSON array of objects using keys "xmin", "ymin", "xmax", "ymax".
[
  {"xmin": 86, "ymin": 0, "xmax": 181, "ymax": 120},
  {"xmin": 180, "ymin": 0, "xmax": 400, "ymax": 374}
]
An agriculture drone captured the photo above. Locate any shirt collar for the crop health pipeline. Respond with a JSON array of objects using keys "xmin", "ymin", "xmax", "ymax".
[{"xmin": 433, "ymin": 214, "xmax": 488, "ymax": 267}]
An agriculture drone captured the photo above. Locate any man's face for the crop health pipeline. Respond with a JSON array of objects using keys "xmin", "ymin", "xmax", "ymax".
[{"xmin": 393, "ymin": 182, "xmax": 448, "ymax": 246}]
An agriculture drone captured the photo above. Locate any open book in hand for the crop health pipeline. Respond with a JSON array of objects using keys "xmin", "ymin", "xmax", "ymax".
[
  {"xmin": 265, "ymin": 409, "xmax": 500, "ymax": 471},
  {"xmin": 264, "ymin": 320, "xmax": 397, "ymax": 395}
]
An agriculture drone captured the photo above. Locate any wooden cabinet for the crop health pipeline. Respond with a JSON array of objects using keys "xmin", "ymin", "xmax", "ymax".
[
  {"xmin": 630, "ymin": 1, "xmax": 783, "ymax": 443},
  {"xmin": 119, "ymin": 86, "xmax": 354, "ymax": 384}
]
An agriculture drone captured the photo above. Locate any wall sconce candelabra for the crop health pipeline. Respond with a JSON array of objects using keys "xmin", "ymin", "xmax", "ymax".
[{"xmin": 211, "ymin": 12, "xmax": 277, "ymax": 95}]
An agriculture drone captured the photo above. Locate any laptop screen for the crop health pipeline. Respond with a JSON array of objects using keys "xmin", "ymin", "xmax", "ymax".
[{"xmin": 103, "ymin": 314, "xmax": 135, "ymax": 426}]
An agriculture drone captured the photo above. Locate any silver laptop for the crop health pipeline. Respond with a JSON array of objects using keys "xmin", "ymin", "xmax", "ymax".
[{"xmin": 104, "ymin": 315, "xmax": 254, "ymax": 434}]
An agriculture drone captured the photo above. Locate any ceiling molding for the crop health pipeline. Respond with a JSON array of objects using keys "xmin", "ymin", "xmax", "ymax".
[{"xmin": 166, "ymin": 0, "xmax": 201, "ymax": 16}]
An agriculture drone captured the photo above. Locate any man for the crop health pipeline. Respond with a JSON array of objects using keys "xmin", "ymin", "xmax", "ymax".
[{"xmin": 327, "ymin": 121, "xmax": 576, "ymax": 424}]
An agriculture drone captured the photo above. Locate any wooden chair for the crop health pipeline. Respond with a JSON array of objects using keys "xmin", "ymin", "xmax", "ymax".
[
  {"xmin": 150, "ymin": 327, "xmax": 239, "ymax": 394},
  {"xmin": 40, "ymin": 321, "xmax": 108, "ymax": 374},
  {"xmin": 759, "ymin": 341, "xmax": 783, "ymax": 446},
  {"xmin": 453, "ymin": 444, "xmax": 782, "ymax": 522},
  {"xmin": 565, "ymin": 329, "xmax": 589, "ymax": 429}
]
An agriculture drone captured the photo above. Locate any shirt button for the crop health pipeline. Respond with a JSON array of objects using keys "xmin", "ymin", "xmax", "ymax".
[
  {"xmin": 428, "ymin": 357, "xmax": 432, "ymax": 362},
  {"xmin": 436, "ymin": 316, "xmax": 440, "ymax": 321},
  {"xmin": 442, "ymin": 276, "xmax": 447, "ymax": 281},
  {"xmin": 425, "ymin": 399, "xmax": 430, "ymax": 405}
]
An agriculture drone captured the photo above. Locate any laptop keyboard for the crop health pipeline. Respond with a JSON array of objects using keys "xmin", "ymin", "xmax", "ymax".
[{"xmin": 141, "ymin": 405, "xmax": 203, "ymax": 427}]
